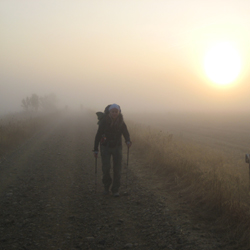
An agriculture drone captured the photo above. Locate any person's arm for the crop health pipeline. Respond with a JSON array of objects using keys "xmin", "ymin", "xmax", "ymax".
[
  {"xmin": 93, "ymin": 122, "xmax": 105, "ymax": 152},
  {"xmin": 122, "ymin": 122, "xmax": 132, "ymax": 147}
]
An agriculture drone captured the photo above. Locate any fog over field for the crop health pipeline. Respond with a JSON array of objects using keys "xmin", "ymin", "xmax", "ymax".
[
  {"xmin": 2, "ymin": 3, "xmax": 250, "ymax": 247},
  {"xmin": 1, "ymin": 1, "xmax": 250, "ymax": 115}
]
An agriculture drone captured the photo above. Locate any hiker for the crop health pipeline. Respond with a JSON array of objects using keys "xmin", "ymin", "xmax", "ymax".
[{"xmin": 93, "ymin": 104, "xmax": 132, "ymax": 197}]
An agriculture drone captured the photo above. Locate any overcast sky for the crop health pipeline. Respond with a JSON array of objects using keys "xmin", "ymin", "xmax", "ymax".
[{"xmin": 1, "ymin": 1, "xmax": 250, "ymax": 114}]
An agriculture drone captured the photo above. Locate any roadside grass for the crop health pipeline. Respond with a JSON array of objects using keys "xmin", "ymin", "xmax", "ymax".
[
  {"xmin": 128, "ymin": 121, "xmax": 250, "ymax": 248},
  {"xmin": 0, "ymin": 111, "xmax": 60, "ymax": 160}
]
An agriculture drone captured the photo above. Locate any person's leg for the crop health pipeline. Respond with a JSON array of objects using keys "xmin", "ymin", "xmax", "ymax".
[
  {"xmin": 100, "ymin": 146, "xmax": 112, "ymax": 192},
  {"xmin": 111, "ymin": 146, "xmax": 122, "ymax": 195}
]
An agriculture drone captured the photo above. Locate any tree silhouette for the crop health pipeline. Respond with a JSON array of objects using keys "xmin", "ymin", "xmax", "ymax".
[
  {"xmin": 21, "ymin": 93, "xmax": 57, "ymax": 112},
  {"xmin": 40, "ymin": 93, "xmax": 57, "ymax": 111},
  {"xmin": 21, "ymin": 97, "xmax": 31, "ymax": 111},
  {"xmin": 30, "ymin": 94, "xmax": 39, "ymax": 111}
]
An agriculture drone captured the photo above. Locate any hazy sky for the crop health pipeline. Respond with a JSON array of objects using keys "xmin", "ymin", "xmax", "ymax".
[{"xmin": 1, "ymin": 1, "xmax": 250, "ymax": 114}]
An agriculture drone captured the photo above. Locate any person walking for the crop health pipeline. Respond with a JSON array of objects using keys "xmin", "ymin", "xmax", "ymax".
[{"xmin": 93, "ymin": 104, "xmax": 132, "ymax": 197}]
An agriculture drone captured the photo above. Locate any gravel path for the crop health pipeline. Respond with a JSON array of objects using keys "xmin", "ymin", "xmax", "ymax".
[{"xmin": 0, "ymin": 113, "xmax": 229, "ymax": 250}]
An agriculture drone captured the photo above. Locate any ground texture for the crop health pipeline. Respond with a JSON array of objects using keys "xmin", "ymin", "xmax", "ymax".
[{"xmin": 0, "ymin": 113, "xmax": 231, "ymax": 249}]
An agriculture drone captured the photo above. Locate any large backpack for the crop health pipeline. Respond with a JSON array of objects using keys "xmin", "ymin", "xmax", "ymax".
[
  {"xmin": 96, "ymin": 104, "xmax": 122, "ymax": 125},
  {"xmin": 96, "ymin": 105, "xmax": 111, "ymax": 125}
]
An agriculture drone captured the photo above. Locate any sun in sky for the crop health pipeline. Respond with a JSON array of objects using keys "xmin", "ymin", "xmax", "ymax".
[{"xmin": 203, "ymin": 41, "xmax": 242, "ymax": 86}]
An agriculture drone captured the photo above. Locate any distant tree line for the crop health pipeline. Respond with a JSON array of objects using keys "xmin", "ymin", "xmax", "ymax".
[{"xmin": 21, "ymin": 93, "xmax": 57, "ymax": 112}]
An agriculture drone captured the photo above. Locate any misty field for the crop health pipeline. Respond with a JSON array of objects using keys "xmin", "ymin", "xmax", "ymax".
[
  {"xmin": 126, "ymin": 112, "xmax": 250, "ymax": 247},
  {"xmin": 0, "ymin": 111, "xmax": 60, "ymax": 159},
  {"xmin": 1, "ymin": 110, "xmax": 250, "ymax": 247}
]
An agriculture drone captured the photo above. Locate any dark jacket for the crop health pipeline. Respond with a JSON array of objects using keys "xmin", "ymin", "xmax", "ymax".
[{"xmin": 94, "ymin": 114, "xmax": 130, "ymax": 151}]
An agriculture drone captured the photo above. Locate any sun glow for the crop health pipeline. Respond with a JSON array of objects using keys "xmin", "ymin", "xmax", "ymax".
[{"xmin": 204, "ymin": 41, "xmax": 242, "ymax": 85}]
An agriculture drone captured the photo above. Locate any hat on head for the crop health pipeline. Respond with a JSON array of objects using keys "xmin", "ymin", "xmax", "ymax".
[{"xmin": 109, "ymin": 103, "xmax": 121, "ymax": 112}]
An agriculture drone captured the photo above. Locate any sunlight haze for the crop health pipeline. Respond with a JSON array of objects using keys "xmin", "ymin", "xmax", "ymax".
[
  {"xmin": 1, "ymin": 0, "xmax": 250, "ymax": 114},
  {"xmin": 204, "ymin": 41, "xmax": 242, "ymax": 85}
]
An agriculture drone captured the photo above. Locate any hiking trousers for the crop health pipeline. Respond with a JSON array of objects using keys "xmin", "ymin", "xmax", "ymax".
[{"xmin": 100, "ymin": 145, "xmax": 122, "ymax": 193}]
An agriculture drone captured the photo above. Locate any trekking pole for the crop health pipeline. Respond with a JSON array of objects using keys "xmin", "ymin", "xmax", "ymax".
[
  {"xmin": 95, "ymin": 157, "xmax": 97, "ymax": 193},
  {"xmin": 123, "ymin": 144, "xmax": 131, "ymax": 196},
  {"xmin": 245, "ymin": 154, "xmax": 250, "ymax": 193},
  {"xmin": 125, "ymin": 146, "xmax": 129, "ymax": 191}
]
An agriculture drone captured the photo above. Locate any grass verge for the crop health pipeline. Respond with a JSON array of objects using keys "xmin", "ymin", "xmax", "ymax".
[
  {"xmin": 128, "ymin": 121, "xmax": 250, "ymax": 249},
  {"xmin": 0, "ymin": 111, "xmax": 60, "ymax": 160}
]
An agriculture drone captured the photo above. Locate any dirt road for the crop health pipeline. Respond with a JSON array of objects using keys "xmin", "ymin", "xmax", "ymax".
[{"xmin": 0, "ymin": 113, "xmax": 228, "ymax": 249}]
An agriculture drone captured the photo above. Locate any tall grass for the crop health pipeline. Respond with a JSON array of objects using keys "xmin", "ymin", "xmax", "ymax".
[
  {"xmin": 128, "ymin": 120, "xmax": 250, "ymax": 248},
  {"xmin": 0, "ymin": 111, "xmax": 59, "ymax": 160}
]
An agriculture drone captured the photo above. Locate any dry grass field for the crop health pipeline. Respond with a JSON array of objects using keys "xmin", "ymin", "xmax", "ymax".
[
  {"xmin": 0, "ymin": 111, "xmax": 60, "ymax": 160},
  {"xmin": 127, "ymin": 112, "xmax": 250, "ymax": 247}
]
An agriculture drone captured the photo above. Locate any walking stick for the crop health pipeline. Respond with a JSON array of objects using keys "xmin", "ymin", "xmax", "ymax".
[
  {"xmin": 245, "ymin": 154, "xmax": 250, "ymax": 193},
  {"xmin": 124, "ymin": 146, "xmax": 130, "ymax": 196},
  {"xmin": 126, "ymin": 147, "xmax": 129, "ymax": 188},
  {"xmin": 95, "ymin": 157, "xmax": 97, "ymax": 193}
]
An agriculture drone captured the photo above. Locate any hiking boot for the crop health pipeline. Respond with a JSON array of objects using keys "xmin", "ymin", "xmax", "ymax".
[{"xmin": 113, "ymin": 192, "xmax": 120, "ymax": 197}]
